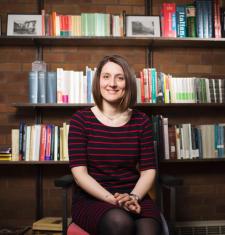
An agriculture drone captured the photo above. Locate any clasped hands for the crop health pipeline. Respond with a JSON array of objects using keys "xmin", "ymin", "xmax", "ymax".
[{"xmin": 112, "ymin": 192, "xmax": 141, "ymax": 214}]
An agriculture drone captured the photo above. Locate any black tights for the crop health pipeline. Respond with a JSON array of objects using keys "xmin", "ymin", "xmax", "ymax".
[{"xmin": 98, "ymin": 208, "xmax": 161, "ymax": 235}]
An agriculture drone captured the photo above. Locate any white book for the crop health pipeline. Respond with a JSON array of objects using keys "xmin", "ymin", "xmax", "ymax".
[
  {"xmin": 82, "ymin": 75, "xmax": 87, "ymax": 103},
  {"xmin": 56, "ymin": 68, "xmax": 64, "ymax": 103},
  {"xmin": 73, "ymin": 71, "xmax": 80, "ymax": 103},
  {"xmin": 68, "ymin": 70, "xmax": 75, "ymax": 103},
  {"xmin": 79, "ymin": 71, "xmax": 84, "ymax": 103},
  {"xmin": 11, "ymin": 129, "xmax": 19, "ymax": 161},
  {"xmin": 54, "ymin": 126, "xmax": 59, "ymax": 161},
  {"xmin": 205, "ymin": 78, "xmax": 211, "ymax": 103},
  {"xmin": 162, "ymin": 117, "xmax": 170, "ymax": 160},
  {"xmin": 25, "ymin": 126, "xmax": 31, "ymax": 161},
  {"xmin": 62, "ymin": 70, "xmax": 70, "ymax": 103}
]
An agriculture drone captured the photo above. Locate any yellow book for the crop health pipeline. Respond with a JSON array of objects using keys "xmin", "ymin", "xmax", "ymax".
[{"xmin": 32, "ymin": 217, "xmax": 71, "ymax": 231}]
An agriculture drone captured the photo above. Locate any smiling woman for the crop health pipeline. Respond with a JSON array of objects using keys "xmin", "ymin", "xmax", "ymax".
[{"xmin": 68, "ymin": 55, "xmax": 162, "ymax": 235}]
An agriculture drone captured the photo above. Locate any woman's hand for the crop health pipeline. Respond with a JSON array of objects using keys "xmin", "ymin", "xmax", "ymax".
[{"xmin": 114, "ymin": 193, "xmax": 141, "ymax": 214}]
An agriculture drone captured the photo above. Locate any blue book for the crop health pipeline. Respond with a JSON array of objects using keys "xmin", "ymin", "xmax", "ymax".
[
  {"xmin": 38, "ymin": 71, "xmax": 47, "ymax": 103},
  {"xmin": 176, "ymin": 5, "xmax": 187, "ymax": 37},
  {"xmin": 46, "ymin": 72, "xmax": 57, "ymax": 103},
  {"xmin": 195, "ymin": 0, "xmax": 204, "ymax": 38},
  {"xmin": 28, "ymin": 71, "xmax": 38, "ymax": 103},
  {"xmin": 86, "ymin": 67, "xmax": 92, "ymax": 104},
  {"xmin": 205, "ymin": 0, "xmax": 213, "ymax": 38},
  {"xmin": 202, "ymin": 0, "xmax": 209, "ymax": 38}
]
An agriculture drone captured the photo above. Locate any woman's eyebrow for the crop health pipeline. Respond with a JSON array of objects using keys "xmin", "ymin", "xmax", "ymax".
[{"xmin": 101, "ymin": 72, "xmax": 124, "ymax": 76}]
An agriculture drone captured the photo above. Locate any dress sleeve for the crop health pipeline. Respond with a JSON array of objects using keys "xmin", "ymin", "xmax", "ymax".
[
  {"xmin": 139, "ymin": 114, "xmax": 156, "ymax": 171},
  {"xmin": 68, "ymin": 111, "xmax": 88, "ymax": 168}
]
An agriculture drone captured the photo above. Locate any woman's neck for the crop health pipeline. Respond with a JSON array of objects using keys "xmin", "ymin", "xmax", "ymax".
[{"xmin": 102, "ymin": 103, "xmax": 121, "ymax": 116}]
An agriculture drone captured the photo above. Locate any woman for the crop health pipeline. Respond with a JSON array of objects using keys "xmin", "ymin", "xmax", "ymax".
[{"xmin": 68, "ymin": 55, "xmax": 161, "ymax": 235}]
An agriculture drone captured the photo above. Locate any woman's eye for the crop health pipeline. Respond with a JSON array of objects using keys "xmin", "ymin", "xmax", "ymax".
[
  {"xmin": 103, "ymin": 75, "xmax": 109, "ymax": 79},
  {"xmin": 117, "ymin": 76, "xmax": 124, "ymax": 81}
]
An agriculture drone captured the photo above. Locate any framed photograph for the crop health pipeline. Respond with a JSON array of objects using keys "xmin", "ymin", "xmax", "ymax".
[
  {"xmin": 126, "ymin": 16, "xmax": 161, "ymax": 37},
  {"xmin": 7, "ymin": 14, "xmax": 42, "ymax": 36}
]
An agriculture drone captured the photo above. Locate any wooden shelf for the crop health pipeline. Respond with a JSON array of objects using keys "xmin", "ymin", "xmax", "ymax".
[
  {"xmin": 161, "ymin": 158, "xmax": 225, "ymax": 163},
  {"xmin": 1, "ymin": 159, "xmax": 224, "ymax": 165},
  {"xmin": 0, "ymin": 160, "xmax": 69, "ymax": 165},
  {"xmin": 1, "ymin": 36, "xmax": 225, "ymax": 48},
  {"xmin": 12, "ymin": 102, "xmax": 225, "ymax": 109}
]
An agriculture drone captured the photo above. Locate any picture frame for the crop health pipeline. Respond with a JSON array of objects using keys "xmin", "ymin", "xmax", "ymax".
[
  {"xmin": 126, "ymin": 16, "xmax": 161, "ymax": 37},
  {"xmin": 7, "ymin": 14, "xmax": 42, "ymax": 36}
]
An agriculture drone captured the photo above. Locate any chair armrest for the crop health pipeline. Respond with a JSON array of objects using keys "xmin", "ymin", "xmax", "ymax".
[
  {"xmin": 160, "ymin": 174, "xmax": 183, "ymax": 187},
  {"xmin": 54, "ymin": 174, "xmax": 74, "ymax": 188}
]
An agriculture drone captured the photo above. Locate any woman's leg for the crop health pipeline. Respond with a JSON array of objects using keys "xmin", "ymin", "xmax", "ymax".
[
  {"xmin": 98, "ymin": 208, "xmax": 135, "ymax": 235},
  {"xmin": 135, "ymin": 218, "xmax": 161, "ymax": 235}
]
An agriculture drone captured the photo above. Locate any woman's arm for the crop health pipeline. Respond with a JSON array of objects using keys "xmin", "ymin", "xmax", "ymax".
[
  {"xmin": 71, "ymin": 166, "xmax": 117, "ymax": 205},
  {"xmin": 130, "ymin": 169, "xmax": 156, "ymax": 200}
]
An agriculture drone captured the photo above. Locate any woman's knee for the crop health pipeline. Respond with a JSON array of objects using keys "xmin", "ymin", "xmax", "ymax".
[{"xmin": 98, "ymin": 208, "xmax": 135, "ymax": 234}]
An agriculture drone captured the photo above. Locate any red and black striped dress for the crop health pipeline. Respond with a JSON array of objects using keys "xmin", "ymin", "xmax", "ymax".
[{"xmin": 68, "ymin": 108, "xmax": 161, "ymax": 234}]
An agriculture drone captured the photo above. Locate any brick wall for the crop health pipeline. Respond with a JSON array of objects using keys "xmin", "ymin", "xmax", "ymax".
[{"xmin": 0, "ymin": 0, "xmax": 225, "ymax": 228}]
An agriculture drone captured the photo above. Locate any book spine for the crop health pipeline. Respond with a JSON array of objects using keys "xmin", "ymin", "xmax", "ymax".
[
  {"xmin": 186, "ymin": 4, "xmax": 197, "ymax": 37},
  {"xmin": 196, "ymin": 0, "xmax": 204, "ymax": 38},
  {"xmin": 38, "ymin": 71, "xmax": 47, "ymax": 103},
  {"xmin": 28, "ymin": 71, "xmax": 38, "ymax": 103},
  {"xmin": 176, "ymin": 5, "xmax": 187, "ymax": 37},
  {"xmin": 46, "ymin": 71, "xmax": 57, "ymax": 103}
]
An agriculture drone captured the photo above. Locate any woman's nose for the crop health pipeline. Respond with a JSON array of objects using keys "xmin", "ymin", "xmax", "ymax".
[{"xmin": 109, "ymin": 77, "xmax": 116, "ymax": 86}]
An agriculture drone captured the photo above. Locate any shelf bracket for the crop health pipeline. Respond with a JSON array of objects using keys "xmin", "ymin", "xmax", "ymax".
[
  {"xmin": 36, "ymin": 165, "xmax": 43, "ymax": 220},
  {"xmin": 145, "ymin": 0, "xmax": 152, "ymax": 15}
]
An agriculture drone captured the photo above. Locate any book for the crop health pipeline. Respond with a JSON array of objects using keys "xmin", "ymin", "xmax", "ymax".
[
  {"xmin": 176, "ymin": 5, "xmax": 187, "ymax": 37},
  {"xmin": 38, "ymin": 71, "xmax": 47, "ymax": 103},
  {"xmin": 28, "ymin": 71, "xmax": 38, "ymax": 103},
  {"xmin": 32, "ymin": 217, "xmax": 71, "ymax": 231},
  {"xmin": 195, "ymin": 0, "xmax": 204, "ymax": 38},
  {"xmin": 46, "ymin": 71, "xmax": 57, "ymax": 103},
  {"xmin": 162, "ymin": 3, "xmax": 177, "ymax": 37},
  {"xmin": 186, "ymin": 4, "xmax": 197, "ymax": 37}
]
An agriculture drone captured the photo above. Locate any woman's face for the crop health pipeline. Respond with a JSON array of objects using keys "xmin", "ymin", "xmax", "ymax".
[{"xmin": 99, "ymin": 61, "xmax": 126, "ymax": 106}]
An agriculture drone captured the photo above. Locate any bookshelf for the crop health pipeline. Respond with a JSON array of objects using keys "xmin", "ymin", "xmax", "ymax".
[
  {"xmin": 1, "ymin": 0, "xmax": 225, "ymax": 229},
  {"xmin": 1, "ymin": 35, "xmax": 225, "ymax": 47}
]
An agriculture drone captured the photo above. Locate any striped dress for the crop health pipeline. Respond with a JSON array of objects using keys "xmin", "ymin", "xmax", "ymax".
[{"xmin": 68, "ymin": 108, "xmax": 161, "ymax": 234}]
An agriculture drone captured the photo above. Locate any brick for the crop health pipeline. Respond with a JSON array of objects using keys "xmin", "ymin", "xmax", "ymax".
[
  {"xmin": 0, "ymin": 63, "xmax": 21, "ymax": 72},
  {"xmin": 187, "ymin": 65, "xmax": 212, "ymax": 74},
  {"xmin": 120, "ymin": 0, "xmax": 144, "ymax": 4},
  {"xmin": 106, "ymin": 6, "xmax": 132, "ymax": 14},
  {"xmin": 132, "ymin": 6, "xmax": 145, "ymax": 14}
]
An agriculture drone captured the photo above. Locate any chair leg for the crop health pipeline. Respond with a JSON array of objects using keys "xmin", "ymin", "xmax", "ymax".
[
  {"xmin": 62, "ymin": 188, "xmax": 68, "ymax": 235},
  {"xmin": 160, "ymin": 212, "xmax": 170, "ymax": 235}
]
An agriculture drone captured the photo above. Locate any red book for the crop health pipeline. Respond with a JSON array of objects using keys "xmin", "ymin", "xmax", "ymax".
[
  {"xmin": 39, "ymin": 124, "xmax": 46, "ymax": 161},
  {"xmin": 162, "ymin": 3, "xmax": 177, "ymax": 37},
  {"xmin": 214, "ymin": 0, "xmax": 221, "ymax": 38},
  {"xmin": 45, "ymin": 125, "xmax": 52, "ymax": 161},
  {"xmin": 139, "ymin": 71, "xmax": 145, "ymax": 103}
]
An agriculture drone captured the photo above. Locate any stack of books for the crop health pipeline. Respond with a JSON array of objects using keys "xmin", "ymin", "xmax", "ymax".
[{"xmin": 0, "ymin": 147, "xmax": 12, "ymax": 161}]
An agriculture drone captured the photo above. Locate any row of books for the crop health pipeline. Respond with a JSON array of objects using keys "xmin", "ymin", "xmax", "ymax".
[
  {"xmin": 28, "ymin": 67, "xmax": 96, "ymax": 104},
  {"xmin": 138, "ymin": 69, "xmax": 225, "ymax": 104},
  {"xmin": 11, "ymin": 122, "xmax": 69, "ymax": 162},
  {"xmin": 29, "ymin": 66, "xmax": 225, "ymax": 104},
  {"xmin": 8, "ymin": 117, "xmax": 225, "ymax": 162},
  {"xmin": 161, "ymin": 1, "xmax": 224, "ymax": 38},
  {"xmin": 42, "ymin": 11, "xmax": 125, "ymax": 37},
  {"xmin": 153, "ymin": 115, "xmax": 225, "ymax": 160}
]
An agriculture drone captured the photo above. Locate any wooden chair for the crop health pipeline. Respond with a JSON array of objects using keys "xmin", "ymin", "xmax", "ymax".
[{"xmin": 54, "ymin": 142, "xmax": 182, "ymax": 235}]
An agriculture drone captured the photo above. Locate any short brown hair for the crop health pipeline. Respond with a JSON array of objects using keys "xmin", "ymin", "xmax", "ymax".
[{"xmin": 92, "ymin": 55, "xmax": 137, "ymax": 112}]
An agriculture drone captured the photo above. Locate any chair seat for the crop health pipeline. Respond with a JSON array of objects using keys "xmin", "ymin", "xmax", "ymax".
[{"xmin": 67, "ymin": 223, "xmax": 90, "ymax": 235}]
